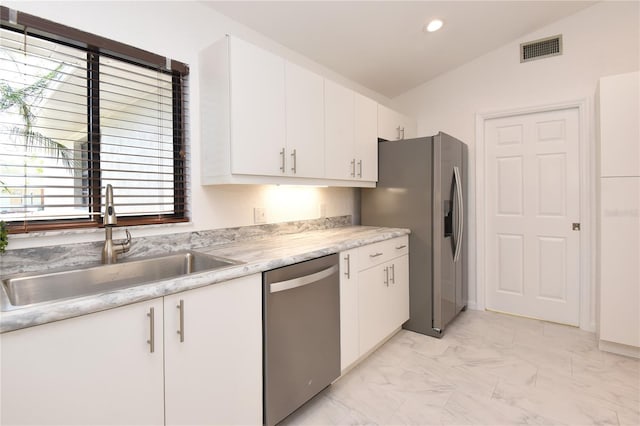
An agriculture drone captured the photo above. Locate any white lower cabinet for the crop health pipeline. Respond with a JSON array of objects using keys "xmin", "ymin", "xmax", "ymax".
[
  {"xmin": 0, "ymin": 274, "xmax": 262, "ymax": 426},
  {"xmin": 358, "ymin": 255, "xmax": 410, "ymax": 355},
  {"xmin": 339, "ymin": 236, "xmax": 409, "ymax": 371},
  {"xmin": 1, "ymin": 298, "xmax": 165, "ymax": 426},
  {"xmin": 339, "ymin": 248, "xmax": 359, "ymax": 371},
  {"xmin": 164, "ymin": 274, "xmax": 262, "ymax": 425}
]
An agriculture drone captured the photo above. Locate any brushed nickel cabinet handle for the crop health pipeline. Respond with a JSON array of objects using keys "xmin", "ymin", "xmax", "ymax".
[
  {"xmin": 390, "ymin": 264, "xmax": 395, "ymax": 284},
  {"xmin": 280, "ymin": 148, "xmax": 286, "ymax": 173},
  {"xmin": 396, "ymin": 126, "xmax": 402, "ymax": 140},
  {"xmin": 369, "ymin": 252, "xmax": 383, "ymax": 258},
  {"xmin": 395, "ymin": 244, "xmax": 407, "ymax": 250},
  {"xmin": 147, "ymin": 307, "xmax": 155, "ymax": 353},
  {"xmin": 350, "ymin": 159, "xmax": 356, "ymax": 177},
  {"xmin": 344, "ymin": 254, "xmax": 351, "ymax": 279},
  {"xmin": 357, "ymin": 160, "xmax": 362, "ymax": 178},
  {"xmin": 290, "ymin": 149, "xmax": 297, "ymax": 174},
  {"xmin": 177, "ymin": 299, "xmax": 185, "ymax": 343},
  {"xmin": 384, "ymin": 267, "xmax": 389, "ymax": 287}
]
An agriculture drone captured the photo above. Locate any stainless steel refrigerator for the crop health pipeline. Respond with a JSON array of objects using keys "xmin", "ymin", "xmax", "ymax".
[{"xmin": 361, "ymin": 132, "xmax": 467, "ymax": 337}]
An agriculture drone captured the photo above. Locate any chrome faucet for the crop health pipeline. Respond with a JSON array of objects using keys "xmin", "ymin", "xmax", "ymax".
[{"xmin": 102, "ymin": 184, "xmax": 131, "ymax": 264}]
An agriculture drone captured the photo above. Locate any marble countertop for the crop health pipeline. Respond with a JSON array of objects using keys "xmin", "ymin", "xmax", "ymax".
[{"xmin": 0, "ymin": 226, "xmax": 409, "ymax": 333}]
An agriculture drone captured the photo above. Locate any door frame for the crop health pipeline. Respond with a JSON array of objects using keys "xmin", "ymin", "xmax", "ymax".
[{"xmin": 475, "ymin": 99, "xmax": 595, "ymax": 331}]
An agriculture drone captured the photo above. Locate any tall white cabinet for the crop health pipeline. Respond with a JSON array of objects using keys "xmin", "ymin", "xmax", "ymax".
[{"xmin": 597, "ymin": 71, "xmax": 640, "ymax": 358}]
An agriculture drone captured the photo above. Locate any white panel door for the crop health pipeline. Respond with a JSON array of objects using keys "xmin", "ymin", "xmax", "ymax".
[
  {"xmin": 164, "ymin": 275, "xmax": 262, "ymax": 426},
  {"xmin": 485, "ymin": 108, "xmax": 581, "ymax": 325}
]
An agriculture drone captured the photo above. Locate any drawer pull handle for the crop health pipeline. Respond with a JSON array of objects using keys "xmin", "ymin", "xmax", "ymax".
[
  {"xmin": 395, "ymin": 245, "xmax": 407, "ymax": 250},
  {"xmin": 369, "ymin": 252, "xmax": 383, "ymax": 258}
]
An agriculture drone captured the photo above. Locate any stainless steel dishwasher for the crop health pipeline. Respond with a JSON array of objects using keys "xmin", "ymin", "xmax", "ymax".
[{"xmin": 263, "ymin": 253, "xmax": 340, "ymax": 426}]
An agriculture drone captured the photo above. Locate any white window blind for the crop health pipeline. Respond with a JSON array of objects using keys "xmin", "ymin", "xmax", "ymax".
[{"xmin": 0, "ymin": 11, "xmax": 188, "ymax": 233}]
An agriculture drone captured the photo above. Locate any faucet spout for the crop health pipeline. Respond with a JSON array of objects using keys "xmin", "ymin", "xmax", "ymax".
[
  {"xmin": 101, "ymin": 185, "xmax": 132, "ymax": 264},
  {"xmin": 104, "ymin": 184, "xmax": 117, "ymax": 226}
]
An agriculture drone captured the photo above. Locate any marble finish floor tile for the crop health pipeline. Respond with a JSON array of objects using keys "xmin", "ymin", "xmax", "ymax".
[{"xmin": 282, "ymin": 310, "xmax": 640, "ymax": 425}]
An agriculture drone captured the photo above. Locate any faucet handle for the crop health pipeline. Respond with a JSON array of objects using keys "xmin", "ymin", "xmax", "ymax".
[{"xmin": 119, "ymin": 229, "xmax": 132, "ymax": 255}]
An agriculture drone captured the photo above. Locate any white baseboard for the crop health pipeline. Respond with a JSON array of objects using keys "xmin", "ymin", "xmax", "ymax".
[
  {"xmin": 465, "ymin": 301, "xmax": 479, "ymax": 311},
  {"xmin": 599, "ymin": 339, "xmax": 640, "ymax": 358}
]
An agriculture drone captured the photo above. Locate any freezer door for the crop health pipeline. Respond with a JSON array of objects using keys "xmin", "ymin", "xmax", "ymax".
[{"xmin": 433, "ymin": 133, "xmax": 464, "ymax": 332}]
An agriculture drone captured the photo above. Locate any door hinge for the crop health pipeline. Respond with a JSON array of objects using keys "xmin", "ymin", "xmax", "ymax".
[{"xmin": 572, "ymin": 223, "xmax": 581, "ymax": 231}]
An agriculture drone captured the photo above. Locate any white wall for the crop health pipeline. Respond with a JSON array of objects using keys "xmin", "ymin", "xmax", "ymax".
[
  {"xmin": 4, "ymin": 1, "xmax": 389, "ymax": 250},
  {"xmin": 393, "ymin": 1, "xmax": 639, "ymax": 327}
]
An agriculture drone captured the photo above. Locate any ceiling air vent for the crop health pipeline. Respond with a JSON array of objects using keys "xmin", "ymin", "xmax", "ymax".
[{"xmin": 520, "ymin": 35, "xmax": 562, "ymax": 63}]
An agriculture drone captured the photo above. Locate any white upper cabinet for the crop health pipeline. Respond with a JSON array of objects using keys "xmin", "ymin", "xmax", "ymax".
[
  {"xmin": 200, "ymin": 35, "xmax": 377, "ymax": 187},
  {"xmin": 378, "ymin": 104, "xmax": 417, "ymax": 141},
  {"xmin": 325, "ymin": 81, "xmax": 377, "ymax": 186},
  {"xmin": 325, "ymin": 80, "xmax": 355, "ymax": 180},
  {"xmin": 355, "ymin": 93, "xmax": 378, "ymax": 182},
  {"xmin": 229, "ymin": 37, "xmax": 286, "ymax": 176},
  {"xmin": 598, "ymin": 71, "xmax": 640, "ymax": 177},
  {"xmin": 200, "ymin": 35, "xmax": 286, "ymax": 181},
  {"xmin": 285, "ymin": 61, "xmax": 325, "ymax": 178}
]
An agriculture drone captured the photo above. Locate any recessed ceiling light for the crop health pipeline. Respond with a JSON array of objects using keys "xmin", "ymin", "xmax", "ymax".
[{"xmin": 424, "ymin": 19, "xmax": 444, "ymax": 33}]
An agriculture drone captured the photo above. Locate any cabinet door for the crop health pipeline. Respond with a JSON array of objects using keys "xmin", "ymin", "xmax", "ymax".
[
  {"xmin": 324, "ymin": 80, "xmax": 355, "ymax": 180},
  {"xmin": 378, "ymin": 104, "xmax": 416, "ymax": 141},
  {"xmin": 1, "ymin": 300, "xmax": 164, "ymax": 426},
  {"xmin": 340, "ymin": 248, "xmax": 359, "ymax": 372},
  {"xmin": 377, "ymin": 104, "xmax": 403, "ymax": 141},
  {"xmin": 230, "ymin": 37, "xmax": 286, "ymax": 176},
  {"xmin": 164, "ymin": 274, "xmax": 262, "ymax": 426},
  {"xmin": 390, "ymin": 255, "xmax": 410, "ymax": 327},
  {"xmin": 400, "ymin": 115, "xmax": 417, "ymax": 139},
  {"xmin": 354, "ymin": 93, "xmax": 378, "ymax": 182},
  {"xmin": 599, "ymin": 72, "xmax": 640, "ymax": 177},
  {"xmin": 599, "ymin": 177, "xmax": 640, "ymax": 347},
  {"xmin": 358, "ymin": 263, "xmax": 395, "ymax": 355},
  {"xmin": 286, "ymin": 61, "xmax": 325, "ymax": 178}
]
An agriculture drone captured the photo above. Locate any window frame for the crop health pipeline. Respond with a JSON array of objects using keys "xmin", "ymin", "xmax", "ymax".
[{"xmin": 0, "ymin": 6, "xmax": 189, "ymax": 233}]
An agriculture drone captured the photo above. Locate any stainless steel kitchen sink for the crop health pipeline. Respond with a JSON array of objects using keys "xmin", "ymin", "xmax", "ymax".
[{"xmin": 1, "ymin": 251, "xmax": 240, "ymax": 311}]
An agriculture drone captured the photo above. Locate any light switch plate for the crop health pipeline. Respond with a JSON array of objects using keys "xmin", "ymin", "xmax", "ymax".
[{"xmin": 254, "ymin": 207, "xmax": 266, "ymax": 224}]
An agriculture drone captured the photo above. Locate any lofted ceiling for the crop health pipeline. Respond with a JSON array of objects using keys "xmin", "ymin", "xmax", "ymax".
[{"xmin": 202, "ymin": 1, "xmax": 596, "ymax": 98}]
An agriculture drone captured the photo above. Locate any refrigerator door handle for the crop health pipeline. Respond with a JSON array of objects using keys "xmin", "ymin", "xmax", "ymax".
[{"xmin": 453, "ymin": 166, "xmax": 464, "ymax": 263}]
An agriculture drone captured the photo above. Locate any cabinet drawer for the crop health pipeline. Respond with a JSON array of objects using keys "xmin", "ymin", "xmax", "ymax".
[{"xmin": 358, "ymin": 236, "xmax": 408, "ymax": 271}]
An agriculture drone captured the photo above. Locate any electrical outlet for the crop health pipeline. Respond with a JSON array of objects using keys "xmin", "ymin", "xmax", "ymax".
[{"xmin": 253, "ymin": 207, "xmax": 266, "ymax": 224}]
